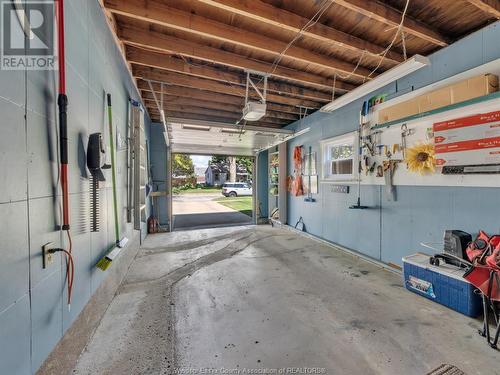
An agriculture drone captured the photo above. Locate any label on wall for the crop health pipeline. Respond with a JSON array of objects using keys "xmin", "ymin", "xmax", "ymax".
[{"xmin": 434, "ymin": 110, "xmax": 500, "ymax": 166}]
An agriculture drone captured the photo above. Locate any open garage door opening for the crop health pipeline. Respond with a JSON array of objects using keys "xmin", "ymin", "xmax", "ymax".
[{"xmin": 172, "ymin": 153, "xmax": 255, "ymax": 231}]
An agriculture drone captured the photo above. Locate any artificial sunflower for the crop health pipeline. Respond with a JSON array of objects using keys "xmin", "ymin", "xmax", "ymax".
[{"xmin": 405, "ymin": 142, "xmax": 436, "ymax": 175}]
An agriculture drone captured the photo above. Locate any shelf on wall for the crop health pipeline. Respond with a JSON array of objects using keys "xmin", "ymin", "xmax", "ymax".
[{"xmin": 372, "ymin": 91, "xmax": 500, "ymax": 130}]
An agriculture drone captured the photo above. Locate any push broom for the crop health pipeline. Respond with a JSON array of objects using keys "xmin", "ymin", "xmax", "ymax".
[{"xmin": 96, "ymin": 94, "xmax": 128, "ymax": 271}]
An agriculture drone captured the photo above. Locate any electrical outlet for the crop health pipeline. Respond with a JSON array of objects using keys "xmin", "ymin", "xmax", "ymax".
[{"xmin": 42, "ymin": 242, "xmax": 54, "ymax": 269}]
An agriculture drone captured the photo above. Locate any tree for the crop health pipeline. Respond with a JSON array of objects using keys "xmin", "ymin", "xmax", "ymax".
[
  {"xmin": 208, "ymin": 155, "xmax": 254, "ymax": 181},
  {"xmin": 209, "ymin": 155, "xmax": 227, "ymax": 164},
  {"xmin": 236, "ymin": 156, "xmax": 253, "ymax": 180},
  {"xmin": 172, "ymin": 154, "xmax": 195, "ymax": 177}
]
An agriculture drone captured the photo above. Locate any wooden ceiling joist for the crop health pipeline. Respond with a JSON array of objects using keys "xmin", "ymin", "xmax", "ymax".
[
  {"xmin": 133, "ymin": 65, "xmax": 323, "ymax": 109},
  {"xmin": 195, "ymin": 0, "xmax": 404, "ymax": 64},
  {"xmin": 120, "ymin": 26, "xmax": 351, "ymax": 92},
  {"xmin": 147, "ymin": 109, "xmax": 283, "ymax": 129},
  {"xmin": 334, "ymin": 0, "xmax": 449, "ymax": 47},
  {"xmin": 147, "ymin": 104, "xmax": 291, "ymax": 125},
  {"xmin": 126, "ymin": 46, "xmax": 341, "ymax": 101},
  {"xmin": 105, "ymin": 0, "xmax": 373, "ymax": 79},
  {"xmin": 103, "ymin": 0, "xmax": 492, "ymax": 130},
  {"xmin": 142, "ymin": 96, "xmax": 300, "ymax": 122},
  {"xmin": 138, "ymin": 84, "xmax": 305, "ymax": 115},
  {"xmin": 466, "ymin": 0, "xmax": 500, "ymax": 18}
]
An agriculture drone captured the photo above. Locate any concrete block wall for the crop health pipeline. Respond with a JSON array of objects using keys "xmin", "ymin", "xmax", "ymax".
[
  {"xmin": 149, "ymin": 122, "xmax": 169, "ymax": 226},
  {"xmin": 258, "ymin": 21, "xmax": 500, "ymax": 266},
  {"xmin": 0, "ymin": 1, "xmax": 152, "ymax": 374}
]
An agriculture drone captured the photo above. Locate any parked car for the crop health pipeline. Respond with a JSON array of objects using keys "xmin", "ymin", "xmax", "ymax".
[{"xmin": 222, "ymin": 182, "xmax": 252, "ymax": 197}]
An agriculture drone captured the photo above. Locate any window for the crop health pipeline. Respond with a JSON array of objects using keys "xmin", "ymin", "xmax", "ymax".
[{"xmin": 320, "ymin": 133, "xmax": 358, "ymax": 181}]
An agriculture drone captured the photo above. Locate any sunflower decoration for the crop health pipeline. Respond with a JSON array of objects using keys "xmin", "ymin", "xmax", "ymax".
[{"xmin": 405, "ymin": 142, "xmax": 436, "ymax": 175}]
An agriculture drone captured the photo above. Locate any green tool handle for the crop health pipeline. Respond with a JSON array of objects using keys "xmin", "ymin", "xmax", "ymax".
[{"xmin": 107, "ymin": 94, "xmax": 120, "ymax": 244}]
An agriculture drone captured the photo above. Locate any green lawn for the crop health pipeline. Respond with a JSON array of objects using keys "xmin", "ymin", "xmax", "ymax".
[
  {"xmin": 174, "ymin": 187, "xmax": 221, "ymax": 194},
  {"xmin": 214, "ymin": 196, "xmax": 253, "ymax": 217}
]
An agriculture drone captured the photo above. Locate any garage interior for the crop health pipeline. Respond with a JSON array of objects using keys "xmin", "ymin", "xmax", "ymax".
[{"xmin": 1, "ymin": 1, "xmax": 500, "ymax": 374}]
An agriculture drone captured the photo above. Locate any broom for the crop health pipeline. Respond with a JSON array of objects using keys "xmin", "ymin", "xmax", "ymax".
[{"xmin": 96, "ymin": 94, "xmax": 128, "ymax": 271}]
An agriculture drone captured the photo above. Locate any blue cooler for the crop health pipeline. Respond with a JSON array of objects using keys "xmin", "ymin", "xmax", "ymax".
[{"xmin": 402, "ymin": 253, "xmax": 482, "ymax": 317}]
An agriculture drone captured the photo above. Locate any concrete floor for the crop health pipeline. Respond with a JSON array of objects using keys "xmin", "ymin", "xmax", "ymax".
[
  {"xmin": 172, "ymin": 193, "xmax": 252, "ymax": 230},
  {"xmin": 73, "ymin": 226, "xmax": 499, "ymax": 375}
]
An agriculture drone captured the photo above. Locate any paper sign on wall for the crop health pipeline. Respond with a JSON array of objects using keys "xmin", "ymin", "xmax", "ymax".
[{"xmin": 433, "ymin": 110, "xmax": 500, "ymax": 166}]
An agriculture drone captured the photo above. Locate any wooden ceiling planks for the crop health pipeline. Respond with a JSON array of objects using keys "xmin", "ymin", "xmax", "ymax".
[
  {"xmin": 466, "ymin": 0, "xmax": 500, "ymax": 19},
  {"xmin": 126, "ymin": 46, "xmax": 341, "ymax": 100},
  {"xmin": 103, "ymin": 0, "xmax": 495, "ymax": 129}
]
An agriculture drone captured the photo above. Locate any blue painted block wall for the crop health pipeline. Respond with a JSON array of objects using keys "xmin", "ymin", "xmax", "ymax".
[
  {"xmin": 149, "ymin": 123, "xmax": 169, "ymax": 225},
  {"xmin": 0, "ymin": 1, "xmax": 151, "ymax": 374},
  {"xmin": 258, "ymin": 21, "xmax": 500, "ymax": 266},
  {"xmin": 257, "ymin": 151, "xmax": 269, "ymax": 218}
]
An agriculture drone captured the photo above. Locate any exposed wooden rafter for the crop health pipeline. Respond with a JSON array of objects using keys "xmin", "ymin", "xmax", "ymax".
[
  {"xmin": 334, "ymin": 0, "xmax": 450, "ymax": 47},
  {"xmin": 119, "ymin": 26, "xmax": 342, "ymax": 92},
  {"xmin": 147, "ymin": 109, "xmax": 284, "ymax": 128},
  {"xmin": 466, "ymin": 0, "xmax": 500, "ymax": 18},
  {"xmin": 142, "ymin": 96, "xmax": 300, "ymax": 121},
  {"xmin": 102, "ymin": 0, "xmax": 492, "ymax": 129},
  {"xmin": 195, "ymin": 0, "xmax": 404, "ymax": 64},
  {"xmin": 132, "ymin": 65, "xmax": 323, "ymax": 109},
  {"xmin": 105, "ymin": 0, "xmax": 373, "ymax": 79},
  {"xmin": 126, "ymin": 46, "xmax": 342, "ymax": 101},
  {"xmin": 138, "ymin": 84, "xmax": 306, "ymax": 115},
  {"xmin": 147, "ymin": 104, "xmax": 291, "ymax": 125}
]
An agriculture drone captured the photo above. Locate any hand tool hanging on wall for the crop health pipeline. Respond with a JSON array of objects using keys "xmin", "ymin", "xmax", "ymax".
[
  {"xmin": 350, "ymin": 117, "xmax": 369, "ymax": 210},
  {"xmin": 56, "ymin": 0, "xmax": 74, "ymax": 309},
  {"xmin": 106, "ymin": 94, "xmax": 128, "ymax": 248},
  {"xmin": 304, "ymin": 146, "xmax": 315, "ymax": 202},
  {"xmin": 400, "ymin": 124, "xmax": 415, "ymax": 160},
  {"xmin": 96, "ymin": 94, "xmax": 129, "ymax": 271},
  {"xmin": 383, "ymin": 160, "xmax": 401, "ymax": 201},
  {"xmin": 87, "ymin": 133, "xmax": 109, "ymax": 232}
]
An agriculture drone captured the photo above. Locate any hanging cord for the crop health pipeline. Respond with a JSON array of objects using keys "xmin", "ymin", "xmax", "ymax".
[
  {"xmin": 329, "ymin": 0, "xmax": 411, "ymax": 86},
  {"xmin": 401, "ymin": 31, "xmax": 408, "ymax": 60},
  {"xmin": 48, "ymin": 246, "xmax": 74, "ymax": 306},
  {"xmin": 261, "ymin": 0, "xmax": 335, "ymax": 83},
  {"xmin": 331, "ymin": 74, "xmax": 337, "ymax": 102}
]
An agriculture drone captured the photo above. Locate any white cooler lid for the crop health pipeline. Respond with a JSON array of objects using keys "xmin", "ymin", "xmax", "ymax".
[{"xmin": 402, "ymin": 253, "xmax": 470, "ymax": 282}]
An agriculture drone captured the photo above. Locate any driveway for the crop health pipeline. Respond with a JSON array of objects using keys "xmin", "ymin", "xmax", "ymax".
[{"xmin": 173, "ymin": 193, "xmax": 253, "ymax": 230}]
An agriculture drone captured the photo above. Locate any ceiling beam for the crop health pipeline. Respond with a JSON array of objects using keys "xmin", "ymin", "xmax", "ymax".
[
  {"xmin": 334, "ymin": 0, "xmax": 449, "ymax": 47},
  {"xmin": 142, "ymin": 96, "xmax": 300, "ymax": 121},
  {"xmin": 137, "ymin": 83, "xmax": 306, "ymax": 115},
  {"xmin": 119, "ymin": 25, "xmax": 349, "ymax": 91},
  {"xmin": 126, "ymin": 46, "xmax": 340, "ymax": 100},
  {"xmin": 466, "ymin": 0, "xmax": 500, "ymax": 18},
  {"xmin": 195, "ymin": 0, "xmax": 404, "ymax": 64},
  {"xmin": 132, "ymin": 65, "xmax": 322, "ymax": 109},
  {"xmin": 168, "ymin": 118, "xmax": 294, "ymax": 134},
  {"xmin": 148, "ymin": 110, "xmax": 284, "ymax": 128},
  {"xmin": 147, "ymin": 104, "xmax": 291, "ymax": 125},
  {"xmin": 105, "ymin": 0, "xmax": 373, "ymax": 79}
]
